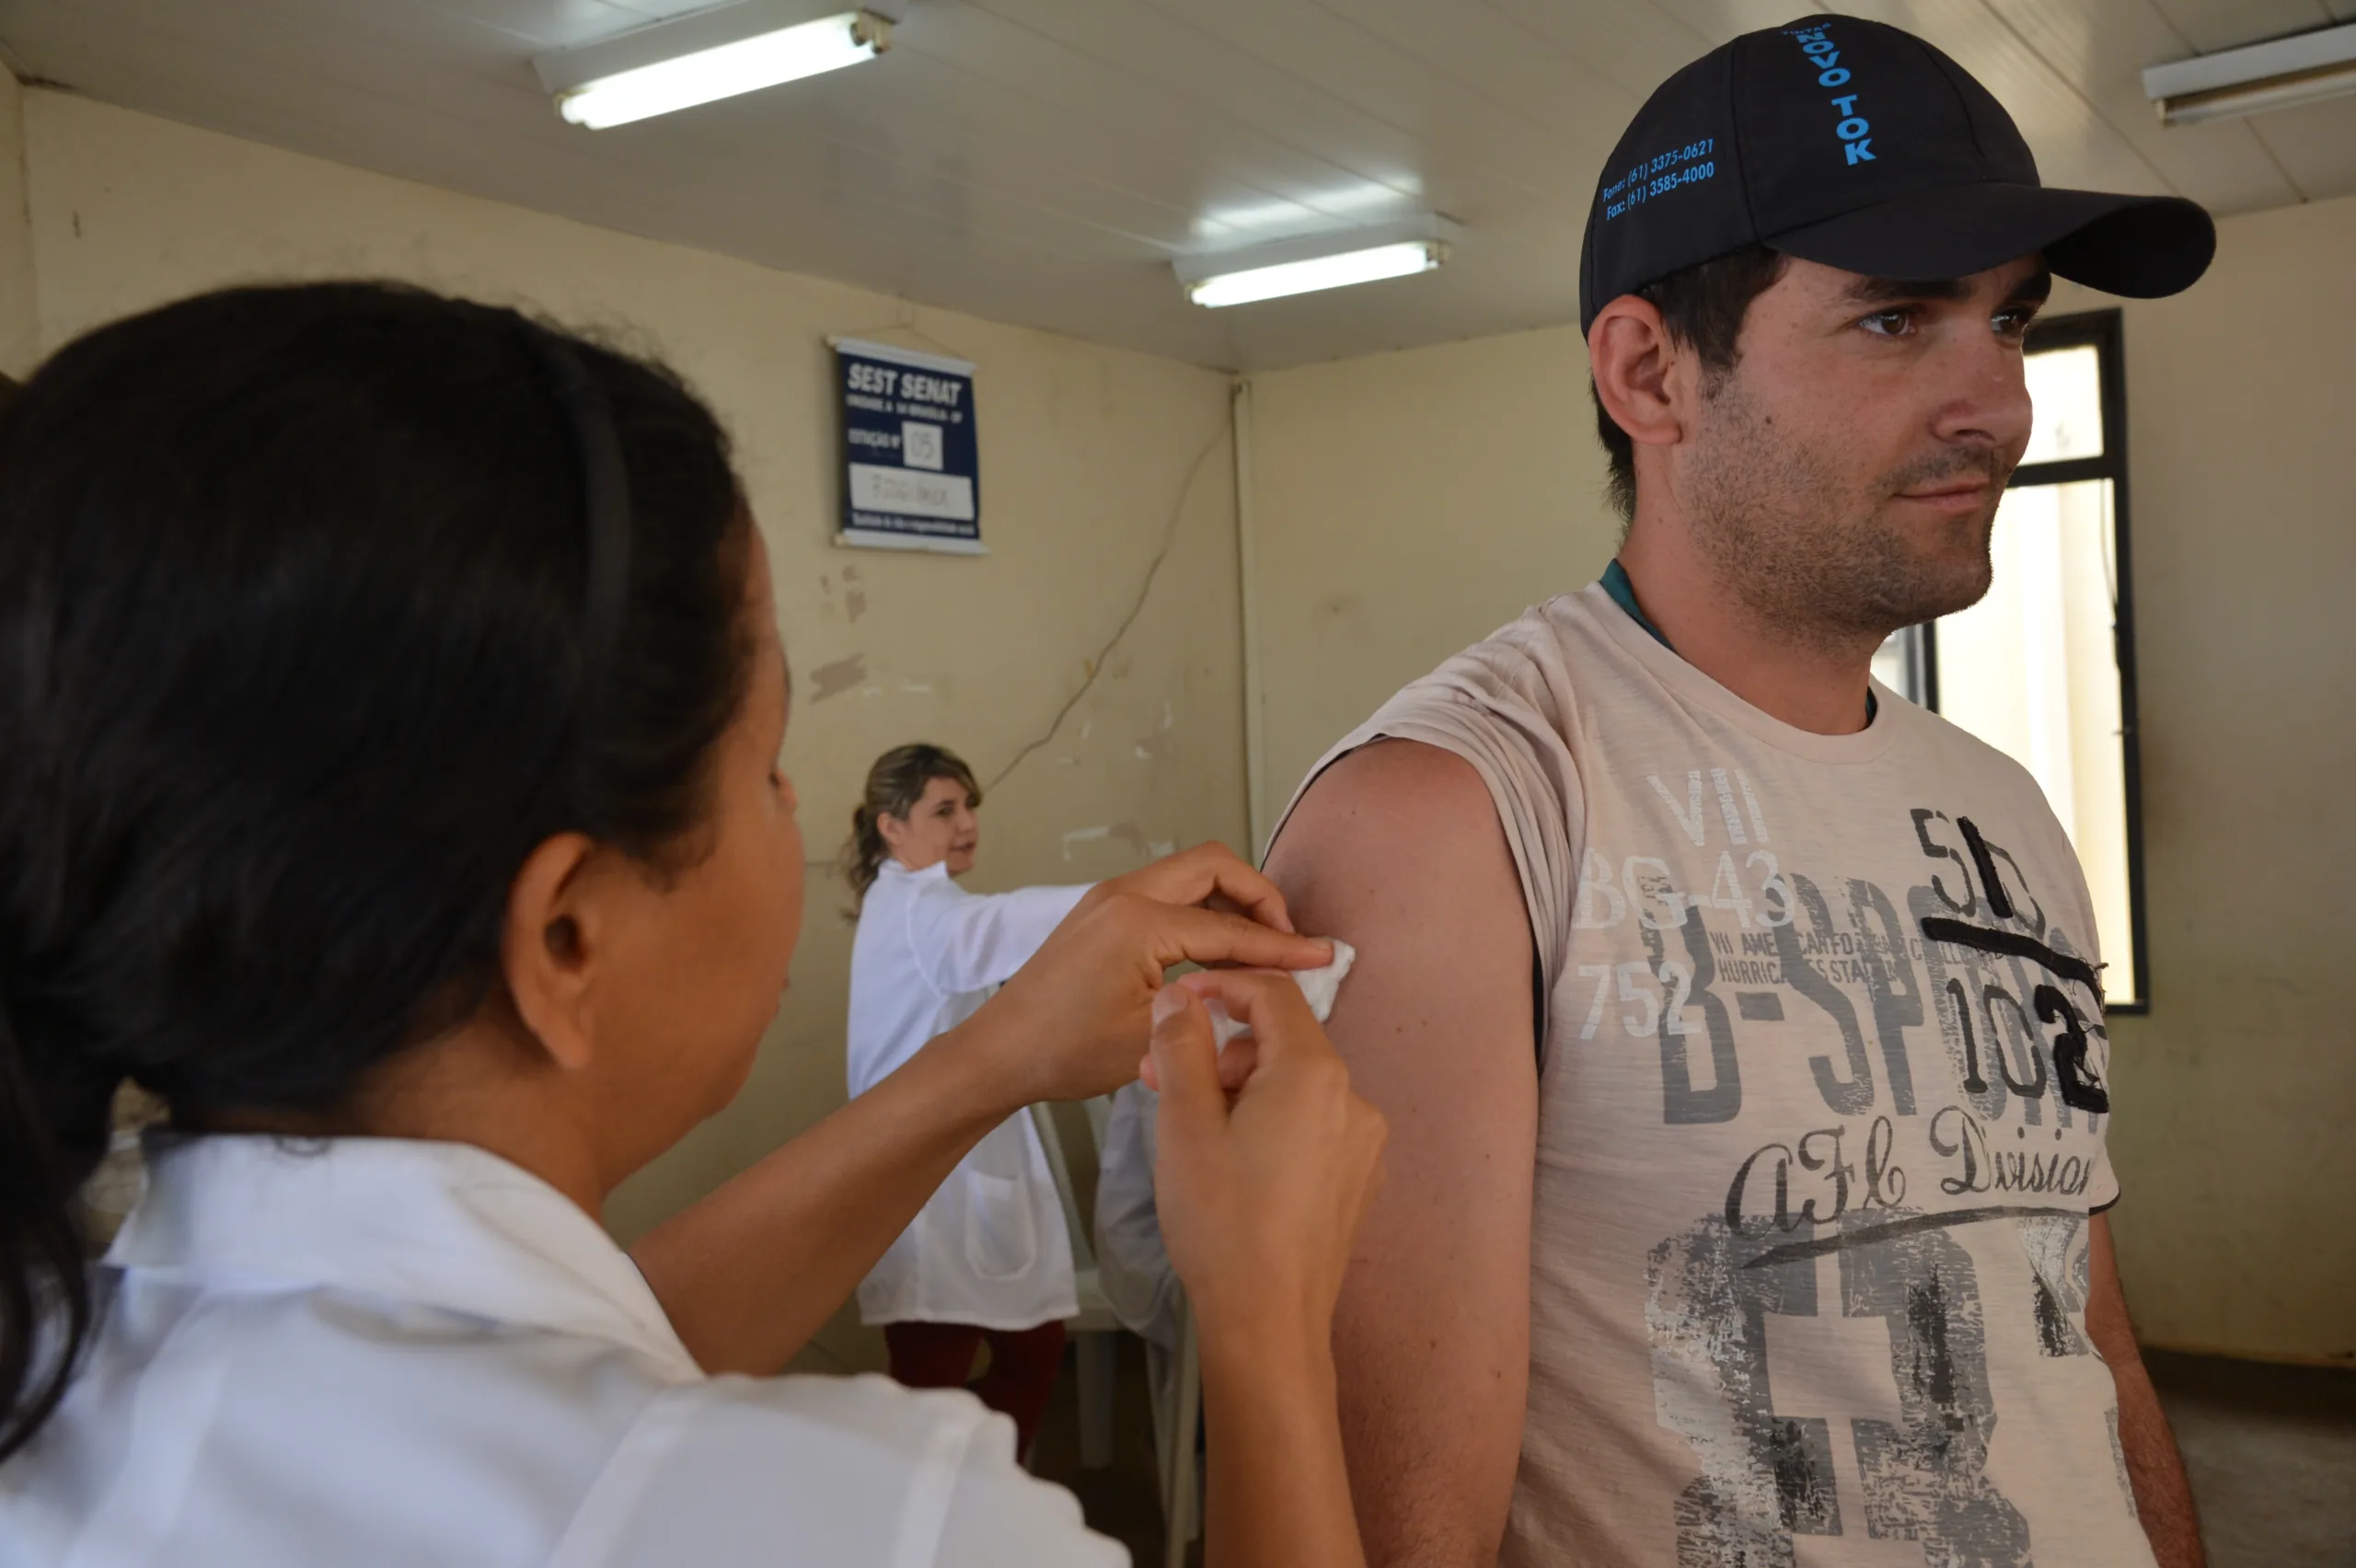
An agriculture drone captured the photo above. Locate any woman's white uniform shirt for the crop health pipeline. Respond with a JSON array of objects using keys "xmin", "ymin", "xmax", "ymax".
[
  {"xmin": 848, "ymin": 861, "xmax": 1091, "ymax": 1331},
  {"xmin": 0, "ymin": 1135, "xmax": 1123, "ymax": 1566}
]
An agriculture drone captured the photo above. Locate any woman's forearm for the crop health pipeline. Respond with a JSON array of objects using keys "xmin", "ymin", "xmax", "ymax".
[
  {"xmin": 628, "ymin": 1020, "xmax": 1020, "ymax": 1376},
  {"xmin": 1200, "ymin": 1330, "xmax": 1368, "ymax": 1568}
]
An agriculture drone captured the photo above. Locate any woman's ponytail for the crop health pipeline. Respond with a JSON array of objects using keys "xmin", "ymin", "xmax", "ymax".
[
  {"xmin": 838, "ymin": 743, "xmax": 983, "ymax": 912},
  {"xmin": 840, "ymin": 802, "xmax": 891, "ymax": 905},
  {"xmin": 0, "ymin": 994, "xmax": 110, "ymax": 1464},
  {"xmin": 0, "ymin": 282, "xmax": 749, "ymax": 1461}
]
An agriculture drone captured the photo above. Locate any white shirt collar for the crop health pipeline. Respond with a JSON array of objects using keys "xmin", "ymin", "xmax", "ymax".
[
  {"xmin": 107, "ymin": 1134, "xmax": 702, "ymax": 1382},
  {"xmin": 876, "ymin": 859, "xmax": 953, "ymax": 883}
]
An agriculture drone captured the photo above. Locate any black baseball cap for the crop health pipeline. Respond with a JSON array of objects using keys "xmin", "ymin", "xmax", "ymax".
[{"xmin": 1578, "ymin": 17, "xmax": 2215, "ymax": 330}]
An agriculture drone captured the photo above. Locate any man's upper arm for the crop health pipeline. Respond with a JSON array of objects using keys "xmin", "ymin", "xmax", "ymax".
[{"xmin": 1265, "ymin": 739, "xmax": 1538, "ymax": 1568}]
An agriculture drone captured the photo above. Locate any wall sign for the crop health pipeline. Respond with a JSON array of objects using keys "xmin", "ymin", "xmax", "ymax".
[{"xmin": 830, "ymin": 337, "xmax": 984, "ymax": 555}]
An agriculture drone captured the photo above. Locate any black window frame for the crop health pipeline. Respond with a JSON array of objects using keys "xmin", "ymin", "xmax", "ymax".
[{"xmin": 1921, "ymin": 307, "xmax": 2148, "ymax": 1012}]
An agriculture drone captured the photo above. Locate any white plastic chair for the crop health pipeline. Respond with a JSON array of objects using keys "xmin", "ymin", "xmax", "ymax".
[
  {"xmin": 1031, "ymin": 1101, "xmax": 1204, "ymax": 1562},
  {"xmin": 1147, "ymin": 1298, "xmax": 1202, "ymax": 1564},
  {"xmin": 1031, "ymin": 1100, "xmax": 1125, "ymax": 1469}
]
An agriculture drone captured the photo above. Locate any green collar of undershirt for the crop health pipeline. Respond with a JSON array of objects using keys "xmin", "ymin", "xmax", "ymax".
[
  {"xmin": 1600, "ymin": 558, "xmax": 1669, "ymax": 649},
  {"xmin": 1600, "ymin": 558, "xmax": 1876, "ymax": 723}
]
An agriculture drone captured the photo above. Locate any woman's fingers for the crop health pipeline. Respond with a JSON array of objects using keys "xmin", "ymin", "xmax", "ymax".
[
  {"xmin": 956, "ymin": 846, "xmax": 1325, "ymax": 1109},
  {"xmin": 1114, "ymin": 898, "xmax": 1333, "ymax": 974},
  {"xmin": 1147, "ymin": 965, "xmax": 1389, "ymax": 1356},
  {"xmin": 1170, "ymin": 967, "xmax": 1326, "ymax": 1068},
  {"xmin": 1110, "ymin": 843, "xmax": 1298, "ymax": 935},
  {"xmin": 1148, "ymin": 986, "xmax": 1228, "ymax": 1143},
  {"xmin": 1212, "ymin": 1035, "xmax": 1260, "ymax": 1094}
]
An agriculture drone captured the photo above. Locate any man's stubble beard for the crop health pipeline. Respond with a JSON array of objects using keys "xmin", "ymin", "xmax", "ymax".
[{"xmin": 1680, "ymin": 370, "xmax": 2003, "ymax": 651}]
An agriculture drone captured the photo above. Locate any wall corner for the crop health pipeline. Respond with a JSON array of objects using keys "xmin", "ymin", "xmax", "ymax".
[{"xmin": 0, "ymin": 69, "xmax": 38, "ymax": 379}]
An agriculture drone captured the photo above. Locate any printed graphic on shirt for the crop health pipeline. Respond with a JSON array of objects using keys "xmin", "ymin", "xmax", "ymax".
[{"xmin": 1566, "ymin": 767, "xmax": 2134, "ymax": 1564}]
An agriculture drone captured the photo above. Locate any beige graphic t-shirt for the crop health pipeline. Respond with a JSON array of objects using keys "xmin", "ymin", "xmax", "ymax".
[{"xmin": 1287, "ymin": 583, "xmax": 2148, "ymax": 1567}]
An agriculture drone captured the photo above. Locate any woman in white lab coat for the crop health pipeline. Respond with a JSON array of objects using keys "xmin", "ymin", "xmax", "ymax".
[
  {"xmin": 0, "ymin": 283, "xmax": 1385, "ymax": 1567},
  {"xmin": 841, "ymin": 744, "xmax": 1087, "ymax": 1456}
]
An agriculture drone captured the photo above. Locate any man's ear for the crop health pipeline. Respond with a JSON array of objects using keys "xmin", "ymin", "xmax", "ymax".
[
  {"xmin": 1588, "ymin": 296, "xmax": 1689, "ymax": 455},
  {"xmin": 502, "ymin": 832, "xmax": 604, "ymax": 1074}
]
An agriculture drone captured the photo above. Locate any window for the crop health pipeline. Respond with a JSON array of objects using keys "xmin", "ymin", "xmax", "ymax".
[{"xmin": 1876, "ymin": 311, "xmax": 2147, "ymax": 1010}]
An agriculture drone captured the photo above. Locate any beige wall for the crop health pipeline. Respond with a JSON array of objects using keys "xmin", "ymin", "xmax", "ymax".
[
  {"xmin": 23, "ymin": 89, "xmax": 1248, "ymax": 1373},
  {"xmin": 1244, "ymin": 323, "xmax": 1623, "ymax": 836},
  {"xmin": 2059, "ymin": 192, "xmax": 2356, "ymax": 1363},
  {"xmin": 1244, "ymin": 196, "xmax": 2356, "ymax": 1364},
  {"xmin": 0, "ymin": 73, "xmax": 34, "ymax": 378}
]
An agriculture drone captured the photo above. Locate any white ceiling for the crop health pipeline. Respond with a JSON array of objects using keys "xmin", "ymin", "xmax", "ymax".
[{"xmin": 4, "ymin": 0, "xmax": 2350, "ymax": 371}]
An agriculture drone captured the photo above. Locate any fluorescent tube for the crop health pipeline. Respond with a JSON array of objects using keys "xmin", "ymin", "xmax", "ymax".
[
  {"xmin": 2154, "ymin": 59, "xmax": 2356, "ymax": 125},
  {"xmin": 1185, "ymin": 241, "xmax": 1447, "ymax": 308},
  {"xmin": 2144, "ymin": 20, "xmax": 2356, "ymax": 126},
  {"xmin": 551, "ymin": 10, "xmax": 890, "ymax": 130}
]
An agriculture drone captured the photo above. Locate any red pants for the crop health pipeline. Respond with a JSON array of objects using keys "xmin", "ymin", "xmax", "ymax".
[{"xmin": 884, "ymin": 1320, "xmax": 1066, "ymax": 1458}]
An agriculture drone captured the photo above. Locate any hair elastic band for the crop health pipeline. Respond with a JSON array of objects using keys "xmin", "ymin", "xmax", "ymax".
[
  {"xmin": 519, "ymin": 329, "xmax": 634, "ymax": 698},
  {"xmin": 518, "ymin": 329, "xmax": 635, "ymax": 816}
]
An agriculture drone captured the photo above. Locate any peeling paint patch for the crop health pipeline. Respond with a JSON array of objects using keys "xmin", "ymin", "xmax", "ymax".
[
  {"xmin": 1061, "ymin": 822, "xmax": 1151, "ymax": 860},
  {"xmin": 899, "ymin": 680, "xmax": 933, "ymax": 695},
  {"xmin": 809, "ymin": 653, "xmax": 868, "ymax": 701},
  {"xmin": 1134, "ymin": 701, "xmax": 1179, "ymax": 762},
  {"xmin": 847, "ymin": 588, "xmax": 868, "ymax": 622}
]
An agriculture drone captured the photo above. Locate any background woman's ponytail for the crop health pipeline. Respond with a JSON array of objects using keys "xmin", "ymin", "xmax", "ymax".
[{"xmin": 839, "ymin": 743, "xmax": 982, "ymax": 907}]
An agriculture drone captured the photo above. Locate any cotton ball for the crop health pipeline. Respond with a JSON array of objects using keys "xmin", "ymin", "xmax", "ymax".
[
  {"xmin": 1207, "ymin": 939, "xmax": 1359, "ymax": 1050},
  {"xmin": 1293, "ymin": 938, "xmax": 1357, "ymax": 1022}
]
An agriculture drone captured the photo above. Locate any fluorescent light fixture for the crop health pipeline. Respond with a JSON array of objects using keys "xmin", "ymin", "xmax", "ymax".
[
  {"xmin": 534, "ymin": 0, "xmax": 903, "ymax": 131},
  {"xmin": 1174, "ymin": 218, "xmax": 1458, "ymax": 308},
  {"xmin": 2143, "ymin": 20, "xmax": 2356, "ymax": 126}
]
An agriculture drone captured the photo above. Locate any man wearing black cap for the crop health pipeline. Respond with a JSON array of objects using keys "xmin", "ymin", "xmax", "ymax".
[{"xmin": 1266, "ymin": 17, "xmax": 2209, "ymax": 1568}]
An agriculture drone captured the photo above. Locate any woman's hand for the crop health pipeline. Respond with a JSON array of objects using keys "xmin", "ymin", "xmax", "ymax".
[
  {"xmin": 1147, "ymin": 969, "xmax": 1386, "ymax": 1358},
  {"xmin": 956, "ymin": 844, "xmax": 1332, "ymax": 1106},
  {"xmin": 637, "ymin": 844, "xmax": 1327, "ymax": 1381},
  {"xmin": 1147, "ymin": 968, "xmax": 1386, "ymax": 1568}
]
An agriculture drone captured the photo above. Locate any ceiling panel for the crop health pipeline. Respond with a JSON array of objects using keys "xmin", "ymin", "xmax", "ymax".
[
  {"xmin": 3, "ymin": 0, "xmax": 2347, "ymax": 372},
  {"xmin": 1984, "ymin": 0, "xmax": 2305, "ymax": 211},
  {"xmin": 1131, "ymin": 0, "xmax": 1606, "ymax": 218},
  {"xmin": 2143, "ymin": 0, "xmax": 2338, "ymax": 53},
  {"xmin": 2245, "ymin": 95, "xmax": 2356, "ymax": 201}
]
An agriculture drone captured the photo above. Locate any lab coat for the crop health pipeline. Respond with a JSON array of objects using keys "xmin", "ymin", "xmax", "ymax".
[
  {"xmin": 0, "ymin": 1134, "xmax": 1125, "ymax": 1567},
  {"xmin": 848, "ymin": 860, "xmax": 1093, "ymax": 1332}
]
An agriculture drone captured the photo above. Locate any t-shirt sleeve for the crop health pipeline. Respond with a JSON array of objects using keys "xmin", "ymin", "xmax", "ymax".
[
  {"xmin": 1265, "ymin": 610, "xmax": 1588, "ymax": 999},
  {"xmin": 904, "ymin": 882, "xmax": 1095, "ymax": 997},
  {"xmin": 551, "ymin": 1374, "xmax": 1126, "ymax": 1568}
]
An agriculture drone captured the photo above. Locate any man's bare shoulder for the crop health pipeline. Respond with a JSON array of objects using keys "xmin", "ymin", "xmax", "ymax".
[
  {"xmin": 1273, "ymin": 739, "xmax": 1498, "ymax": 869},
  {"xmin": 1268, "ymin": 739, "xmax": 1526, "ymax": 951}
]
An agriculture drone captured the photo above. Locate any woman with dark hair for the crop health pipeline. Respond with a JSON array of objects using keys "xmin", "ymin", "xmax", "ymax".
[
  {"xmin": 0, "ymin": 282, "xmax": 1385, "ymax": 1566},
  {"xmin": 841, "ymin": 743, "xmax": 1086, "ymax": 1456}
]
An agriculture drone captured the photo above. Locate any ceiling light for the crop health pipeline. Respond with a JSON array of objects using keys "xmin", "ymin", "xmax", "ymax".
[
  {"xmin": 1174, "ymin": 219, "xmax": 1458, "ymax": 308},
  {"xmin": 2143, "ymin": 20, "xmax": 2356, "ymax": 126},
  {"xmin": 534, "ymin": 1, "xmax": 903, "ymax": 131}
]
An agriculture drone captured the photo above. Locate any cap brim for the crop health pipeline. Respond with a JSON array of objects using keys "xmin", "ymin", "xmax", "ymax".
[{"xmin": 1766, "ymin": 181, "xmax": 2215, "ymax": 298}]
